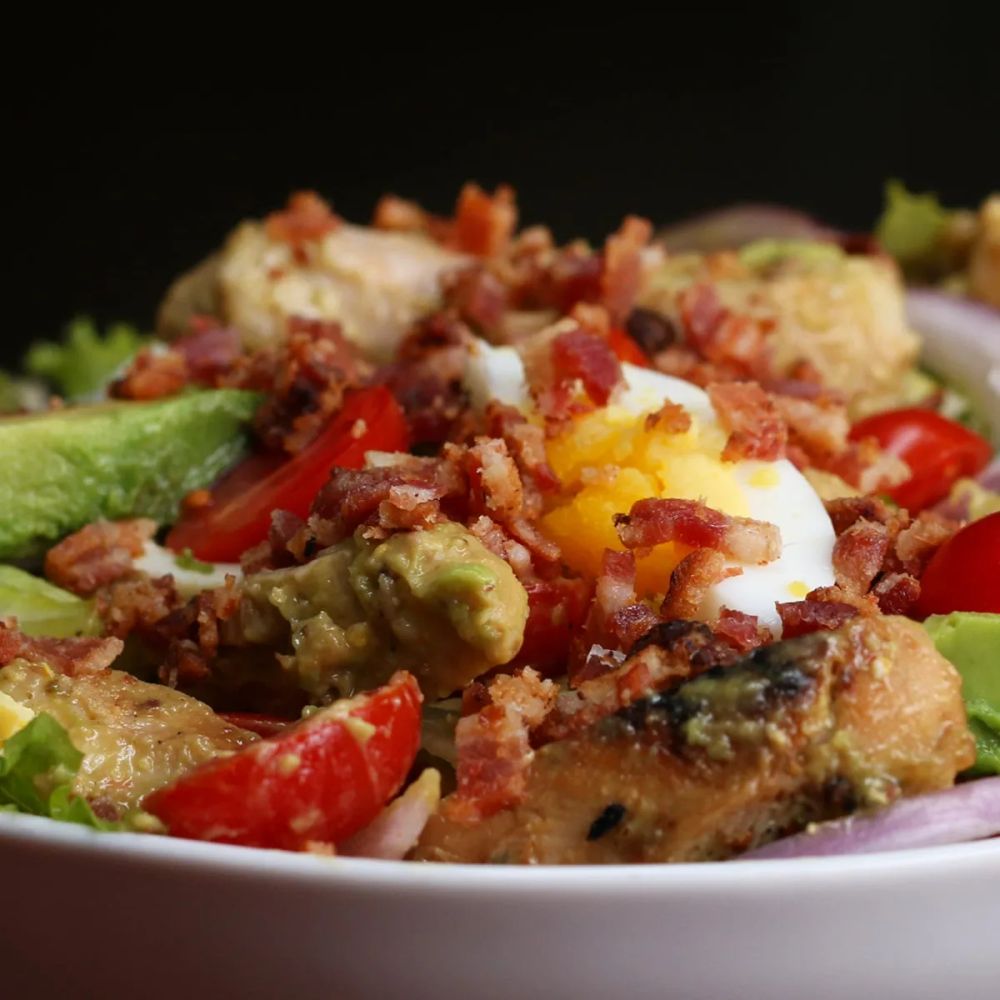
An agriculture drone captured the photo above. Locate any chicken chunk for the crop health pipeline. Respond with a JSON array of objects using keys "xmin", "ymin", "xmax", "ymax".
[
  {"xmin": 157, "ymin": 219, "xmax": 467, "ymax": 361},
  {"xmin": 415, "ymin": 615, "xmax": 974, "ymax": 863},
  {"xmin": 0, "ymin": 660, "xmax": 255, "ymax": 819},
  {"xmin": 639, "ymin": 248, "xmax": 921, "ymax": 417}
]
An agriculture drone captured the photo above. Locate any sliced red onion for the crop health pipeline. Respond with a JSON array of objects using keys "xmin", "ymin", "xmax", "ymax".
[
  {"xmin": 338, "ymin": 768, "xmax": 441, "ymax": 861},
  {"xmin": 979, "ymin": 456, "xmax": 1000, "ymax": 493},
  {"xmin": 739, "ymin": 777, "xmax": 1000, "ymax": 860},
  {"xmin": 905, "ymin": 289, "xmax": 1000, "ymax": 443},
  {"xmin": 657, "ymin": 204, "xmax": 838, "ymax": 253}
]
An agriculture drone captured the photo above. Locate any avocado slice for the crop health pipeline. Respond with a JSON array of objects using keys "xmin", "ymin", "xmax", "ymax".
[
  {"xmin": 924, "ymin": 612, "xmax": 1000, "ymax": 775},
  {"xmin": 0, "ymin": 389, "xmax": 260, "ymax": 559},
  {"xmin": 240, "ymin": 521, "xmax": 530, "ymax": 700}
]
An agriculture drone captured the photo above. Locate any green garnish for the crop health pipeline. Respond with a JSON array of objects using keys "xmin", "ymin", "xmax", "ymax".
[{"xmin": 174, "ymin": 548, "xmax": 215, "ymax": 575}]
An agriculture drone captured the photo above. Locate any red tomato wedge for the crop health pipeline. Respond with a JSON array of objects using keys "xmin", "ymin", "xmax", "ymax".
[
  {"xmin": 608, "ymin": 326, "xmax": 651, "ymax": 368},
  {"xmin": 167, "ymin": 386, "xmax": 408, "ymax": 562},
  {"xmin": 915, "ymin": 513, "xmax": 1000, "ymax": 618},
  {"xmin": 849, "ymin": 408, "xmax": 992, "ymax": 513},
  {"xmin": 145, "ymin": 672, "xmax": 423, "ymax": 850}
]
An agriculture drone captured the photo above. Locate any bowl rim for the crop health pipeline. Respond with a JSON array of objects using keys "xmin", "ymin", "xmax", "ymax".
[{"xmin": 2, "ymin": 810, "xmax": 997, "ymax": 894}]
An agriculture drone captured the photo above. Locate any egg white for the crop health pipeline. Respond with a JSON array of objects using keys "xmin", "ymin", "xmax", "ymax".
[{"xmin": 463, "ymin": 340, "xmax": 836, "ymax": 635}]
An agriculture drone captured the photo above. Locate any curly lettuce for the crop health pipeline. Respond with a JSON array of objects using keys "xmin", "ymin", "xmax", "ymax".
[
  {"xmin": 0, "ymin": 566, "xmax": 100, "ymax": 638},
  {"xmin": 24, "ymin": 317, "xmax": 147, "ymax": 401},
  {"xmin": 0, "ymin": 712, "xmax": 120, "ymax": 829}
]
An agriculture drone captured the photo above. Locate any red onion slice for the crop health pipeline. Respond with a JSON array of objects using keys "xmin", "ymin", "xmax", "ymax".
[
  {"xmin": 739, "ymin": 777, "xmax": 1000, "ymax": 860},
  {"xmin": 905, "ymin": 289, "xmax": 1000, "ymax": 443},
  {"xmin": 338, "ymin": 768, "xmax": 441, "ymax": 861},
  {"xmin": 656, "ymin": 204, "xmax": 839, "ymax": 253}
]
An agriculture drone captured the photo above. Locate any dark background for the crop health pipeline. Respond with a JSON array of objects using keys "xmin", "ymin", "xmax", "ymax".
[{"xmin": 7, "ymin": 9, "xmax": 999, "ymax": 365}]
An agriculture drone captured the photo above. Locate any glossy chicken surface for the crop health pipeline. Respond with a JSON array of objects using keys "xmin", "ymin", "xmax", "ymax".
[{"xmin": 416, "ymin": 616, "xmax": 974, "ymax": 863}]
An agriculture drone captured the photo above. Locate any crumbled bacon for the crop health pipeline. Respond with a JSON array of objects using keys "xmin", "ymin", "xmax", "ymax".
[
  {"xmin": 0, "ymin": 619, "xmax": 123, "ymax": 676},
  {"xmin": 713, "ymin": 608, "xmax": 768, "ymax": 653},
  {"xmin": 771, "ymin": 391, "xmax": 849, "ymax": 455},
  {"xmin": 264, "ymin": 191, "xmax": 340, "ymax": 259},
  {"xmin": 644, "ymin": 401, "xmax": 692, "ymax": 434},
  {"xmin": 660, "ymin": 550, "xmax": 740, "ymax": 619},
  {"xmin": 615, "ymin": 498, "xmax": 781, "ymax": 565},
  {"xmin": 112, "ymin": 348, "xmax": 188, "ymax": 401},
  {"xmin": 776, "ymin": 599, "xmax": 859, "ymax": 638},
  {"xmin": 678, "ymin": 283, "xmax": 768, "ymax": 373},
  {"xmin": 466, "ymin": 515, "xmax": 535, "ymax": 583},
  {"xmin": 484, "ymin": 402, "xmax": 560, "ymax": 498},
  {"xmin": 45, "ymin": 519, "xmax": 157, "ymax": 596},
  {"xmin": 872, "ymin": 573, "xmax": 922, "ymax": 616},
  {"xmin": 452, "ymin": 183, "xmax": 518, "ymax": 258},
  {"xmin": 832, "ymin": 519, "xmax": 892, "ymax": 596},
  {"xmin": 444, "ymin": 667, "xmax": 558, "ymax": 823},
  {"xmin": 570, "ymin": 550, "xmax": 660, "ymax": 683},
  {"xmin": 98, "ymin": 575, "xmax": 183, "ymax": 640},
  {"xmin": 550, "ymin": 327, "xmax": 624, "ymax": 406},
  {"xmin": 893, "ymin": 512, "xmax": 958, "ymax": 576},
  {"xmin": 707, "ymin": 382, "xmax": 787, "ymax": 462},
  {"xmin": 825, "ymin": 495, "xmax": 903, "ymax": 535},
  {"xmin": 228, "ymin": 317, "xmax": 367, "ymax": 455},
  {"xmin": 441, "ymin": 266, "xmax": 509, "ymax": 335},
  {"xmin": 173, "ymin": 320, "xmax": 243, "ymax": 383},
  {"xmin": 308, "ymin": 461, "xmax": 461, "ymax": 547},
  {"xmin": 600, "ymin": 216, "xmax": 652, "ymax": 324}
]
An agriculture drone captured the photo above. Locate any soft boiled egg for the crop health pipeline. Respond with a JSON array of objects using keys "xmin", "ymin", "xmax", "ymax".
[{"xmin": 464, "ymin": 339, "xmax": 836, "ymax": 635}]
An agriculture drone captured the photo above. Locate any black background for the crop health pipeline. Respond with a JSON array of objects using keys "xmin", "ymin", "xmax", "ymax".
[{"xmin": 7, "ymin": 9, "xmax": 999, "ymax": 365}]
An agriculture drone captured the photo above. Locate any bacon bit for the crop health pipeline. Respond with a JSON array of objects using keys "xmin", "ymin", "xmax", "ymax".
[
  {"xmin": 772, "ymin": 392, "xmax": 849, "ymax": 454},
  {"xmin": 660, "ymin": 550, "xmax": 740, "ymax": 619},
  {"xmin": 714, "ymin": 608, "xmax": 768, "ymax": 653},
  {"xmin": 513, "ymin": 576, "xmax": 592, "ymax": 676},
  {"xmin": 45, "ymin": 519, "xmax": 157, "ymax": 596},
  {"xmin": 444, "ymin": 668, "xmax": 557, "ymax": 823},
  {"xmin": 484, "ymin": 402, "xmax": 561, "ymax": 498},
  {"xmin": 466, "ymin": 515, "xmax": 535, "ymax": 583},
  {"xmin": 615, "ymin": 498, "xmax": 782, "ymax": 565},
  {"xmin": 677, "ymin": 283, "xmax": 769, "ymax": 374},
  {"xmin": 370, "ymin": 193, "xmax": 453, "ymax": 241},
  {"xmin": 825, "ymin": 495, "xmax": 903, "ymax": 535},
  {"xmin": 173, "ymin": 320, "xmax": 243, "ymax": 383},
  {"xmin": 98, "ymin": 575, "xmax": 182, "ymax": 640},
  {"xmin": 0, "ymin": 619, "xmax": 123, "ymax": 676},
  {"xmin": 872, "ymin": 573, "xmax": 921, "ymax": 616},
  {"xmin": 462, "ymin": 438, "xmax": 524, "ymax": 523},
  {"xmin": 570, "ymin": 550, "xmax": 660, "ymax": 683},
  {"xmin": 776, "ymin": 599, "xmax": 859, "ymax": 639},
  {"xmin": 112, "ymin": 348, "xmax": 188, "ymax": 401},
  {"xmin": 832, "ymin": 519, "xmax": 892, "ymax": 595},
  {"xmin": 441, "ymin": 266, "xmax": 509, "ymax": 335},
  {"xmin": 824, "ymin": 438, "xmax": 910, "ymax": 495},
  {"xmin": 708, "ymin": 382, "xmax": 788, "ymax": 462},
  {"xmin": 600, "ymin": 216, "xmax": 652, "ymax": 323},
  {"xmin": 452, "ymin": 183, "xmax": 518, "ymax": 258},
  {"xmin": 182, "ymin": 488, "xmax": 214, "ymax": 513},
  {"xmin": 308, "ymin": 461, "xmax": 462, "ymax": 547},
  {"xmin": 893, "ymin": 511, "xmax": 958, "ymax": 576},
  {"xmin": 551, "ymin": 327, "xmax": 624, "ymax": 406},
  {"xmin": 644, "ymin": 400, "xmax": 692, "ymax": 434},
  {"xmin": 265, "ymin": 191, "xmax": 340, "ymax": 258}
]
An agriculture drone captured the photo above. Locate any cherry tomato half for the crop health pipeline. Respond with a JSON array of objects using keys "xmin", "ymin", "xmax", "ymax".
[
  {"xmin": 145, "ymin": 672, "xmax": 422, "ymax": 850},
  {"xmin": 915, "ymin": 512, "xmax": 1000, "ymax": 618},
  {"xmin": 849, "ymin": 408, "xmax": 992, "ymax": 513},
  {"xmin": 167, "ymin": 386, "xmax": 408, "ymax": 562}
]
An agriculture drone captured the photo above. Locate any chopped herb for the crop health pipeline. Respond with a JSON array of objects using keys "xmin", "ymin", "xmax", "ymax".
[{"xmin": 174, "ymin": 548, "xmax": 216, "ymax": 574}]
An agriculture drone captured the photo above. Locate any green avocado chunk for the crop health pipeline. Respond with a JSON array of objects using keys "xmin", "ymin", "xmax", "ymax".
[
  {"xmin": 240, "ymin": 521, "xmax": 530, "ymax": 700},
  {"xmin": 924, "ymin": 612, "xmax": 1000, "ymax": 775},
  {"xmin": 0, "ymin": 389, "xmax": 261, "ymax": 559}
]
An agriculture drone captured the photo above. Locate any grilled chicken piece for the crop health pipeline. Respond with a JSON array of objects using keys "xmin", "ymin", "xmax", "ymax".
[
  {"xmin": 0, "ymin": 660, "xmax": 255, "ymax": 820},
  {"xmin": 415, "ymin": 615, "xmax": 974, "ymax": 863}
]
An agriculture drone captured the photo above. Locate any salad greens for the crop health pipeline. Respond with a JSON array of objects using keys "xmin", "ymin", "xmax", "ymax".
[
  {"xmin": 876, "ymin": 180, "xmax": 949, "ymax": 266},
  {"xmin": 0, "ymin": 713, "xmax": 120, "ymax": 829},
  {"xmin": 0, "ymin": 566, "xmax": 100, "ymax": 637},
  {"xmin": 24, "ymin": 317, "xmax": 148, "ymax": 401}
]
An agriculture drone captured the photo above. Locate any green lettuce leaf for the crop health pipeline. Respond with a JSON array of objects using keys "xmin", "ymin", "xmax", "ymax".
[
  {"xmin": 875, "ymin": 179, "xmax": 949, "ymax": 265},
  {"xmin": 0, "ymin": 566, "xmax": 101, "ymax": 637},
  {"xmin": 0, "ymin": 712, "xmax": 119, "ymax": 829},
  {"xmin": 965, "ymin": 700, "xmax": 1000, "ymax": 777},
  {"xmin": 24, "ymin": 317, "xmax": 147, "ymax": 400}
]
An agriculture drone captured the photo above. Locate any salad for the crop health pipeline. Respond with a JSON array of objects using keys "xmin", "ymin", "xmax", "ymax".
[{"xmin": 0, "ymin": 183, "xmax": 997, "ymax": 863}]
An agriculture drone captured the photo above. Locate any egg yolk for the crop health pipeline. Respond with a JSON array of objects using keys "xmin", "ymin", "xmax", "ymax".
[{"xmin": 541, "ymin": 406, "xmax": 749, "ymax": 594}]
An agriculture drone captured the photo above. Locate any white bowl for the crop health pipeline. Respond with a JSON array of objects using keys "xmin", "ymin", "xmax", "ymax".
[{"xmin": 1, "ymin": 811, "xmax": 997, "ymax": 999}]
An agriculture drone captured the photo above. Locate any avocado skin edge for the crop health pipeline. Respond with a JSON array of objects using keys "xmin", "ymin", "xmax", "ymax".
[{"xmin": 0, "ymin": 389, "xmax": 261, "ymax": 559}]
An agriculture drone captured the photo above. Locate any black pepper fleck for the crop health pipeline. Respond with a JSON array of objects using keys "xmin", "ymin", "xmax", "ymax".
[{"xmin": 587, "ymin": 803, "xmax": 627, "ymax": 841}]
